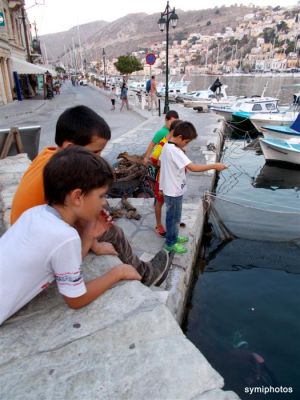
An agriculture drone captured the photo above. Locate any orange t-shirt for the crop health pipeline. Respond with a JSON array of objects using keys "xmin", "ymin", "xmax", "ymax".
[{"xmin": 10, "ymin": 147, "xmax": 57, "ymax": 225}]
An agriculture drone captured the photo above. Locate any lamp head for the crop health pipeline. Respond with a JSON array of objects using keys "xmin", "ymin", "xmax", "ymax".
[
  {"xmin": 170, "ymin": 12, "xmax": 178, "ymax": 28},
  {"xmin": 158, "ymin": 15, "xmax": 166, "ymax": 32}
]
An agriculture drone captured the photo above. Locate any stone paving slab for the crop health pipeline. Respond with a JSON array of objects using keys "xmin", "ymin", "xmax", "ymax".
[{"xmin": 0, "ymin": 254, "xmax": 230, "ymax": 400}]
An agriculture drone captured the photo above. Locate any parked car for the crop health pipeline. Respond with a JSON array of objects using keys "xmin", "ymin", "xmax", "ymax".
[{"xmin": 79, "ymin": 79, "xmax": 88, "ymax": 86}]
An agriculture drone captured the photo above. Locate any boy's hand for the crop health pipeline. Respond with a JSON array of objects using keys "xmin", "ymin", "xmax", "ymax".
[
  {"xmin": 92, "ymin": 241, "xmax": 118, "ymax": 256},
  {"xmin": 115, "ymin": 264, "xmax": 142, "ymax": 281},
  {"xmin": 215, "ymin": 163, "xmax": 227, "ymax": 171}
]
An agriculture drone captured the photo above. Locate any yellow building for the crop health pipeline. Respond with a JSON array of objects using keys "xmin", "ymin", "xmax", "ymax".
[{"xmin": 0, "ymin": 0, "xmax": 31, "ymax": 105}]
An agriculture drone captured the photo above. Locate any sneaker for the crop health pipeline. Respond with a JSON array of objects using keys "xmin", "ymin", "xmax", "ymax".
[
  {"xmin": 164, "ymin": 243, "xmax": 187, "ymax": 254},
  {"xmin": 177, "ymin": 235, "xmax": 189, "ymax": 244},
  {"xmin": 142, "ymin": 249, "xmax": 172, "ymax": 287},
  {"xmin": 155, "ymin": 225, "xmax": 166, "ymax": 237}
]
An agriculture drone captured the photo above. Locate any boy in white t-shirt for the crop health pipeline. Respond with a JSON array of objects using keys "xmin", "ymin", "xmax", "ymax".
[
  {"xmin": 159, "ymin": 121, "xmax": 227, "ymax": 254},
  {"xmin": 0, "ymin": 147, "xmax": 143, "ymax": 325}
]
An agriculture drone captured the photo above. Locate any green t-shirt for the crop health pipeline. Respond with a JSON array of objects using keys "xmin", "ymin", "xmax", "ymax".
[{"xmin": 152, "ymin": 125, "xmax": 169, "ymax": 144}]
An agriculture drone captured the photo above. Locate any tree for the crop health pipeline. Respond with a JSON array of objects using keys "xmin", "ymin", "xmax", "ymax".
[
  {"xmin": 262, "ymin": 27, "xmax": 276, "ymax": 44},
  {"xmin": 276, "ymin": 20, "xmax": 289, "ymax": 33},
  {"xmin": 114, "ymin": 55, "xmax": 143, "ymax": 75},
  {"xmin": 55, "ymin": 66, "xmax": 66, "ymax": 74}
]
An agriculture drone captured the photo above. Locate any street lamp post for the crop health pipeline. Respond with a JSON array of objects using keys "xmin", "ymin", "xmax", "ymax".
[
  {"xmin": 158, "ymin": 1, "xmax": 178, "ymax": 114},
  {"xmin": 102, "ymin": 48, "xmax": 106, "ymax": 87}
]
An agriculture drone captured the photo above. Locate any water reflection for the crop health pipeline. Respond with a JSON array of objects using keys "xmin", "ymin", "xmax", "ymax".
[{"xmin": 253, "ymin": 163, "xmax": 300, "ymax": 190}]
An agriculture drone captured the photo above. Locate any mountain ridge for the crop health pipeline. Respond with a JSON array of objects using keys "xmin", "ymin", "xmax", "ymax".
[{"xmin": 39, "ymin": 6, "xmax": 256, "ymax": 62}]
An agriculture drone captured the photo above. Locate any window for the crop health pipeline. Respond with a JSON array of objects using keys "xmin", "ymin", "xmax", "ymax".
[
  {"xmin": 252, "ymin": 104, "xmax": 262, "ymax": 111},
  {"xmin": 266, "ymin": 103, "xmax": 276, "ymax": 110}
]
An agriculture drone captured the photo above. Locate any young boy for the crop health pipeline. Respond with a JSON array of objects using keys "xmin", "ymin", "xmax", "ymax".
[
  {"xmin": 143, "ymin": 110, "xmax": 179, "ymax": 236},
  {"xmin": 159, "ymin": 121, "xmax": 227, "ymax": 254},
  {"xmin": 110, "ymin": 86, "xmax": 116, "ymax": 110},
  {"xmin": 10, "ymin": 105, "xmax": 170, "ymax": 285},
  {"xmin": 0, "ymin": 147, "xmax": 142, "ymax": 325},
  {"xmin": 150, "ymin": 119, "xmax": 182, "ymax": 237}
]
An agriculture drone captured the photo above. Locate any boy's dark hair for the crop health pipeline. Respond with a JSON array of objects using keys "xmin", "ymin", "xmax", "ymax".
[
  {"xmin": 55, "ymin": 105, "xmax": 111, "ymax": 147},
  {"xmin": 169, "ymin": 119, "xmax": 182, "ymax": 131},
  {"xmin": 44, "ymin": 146, "xmax": 114, "ymax": 206},
  {"xmin": 165, "ymin": 110, "xmax": 179, "ymax": 121},
  {"xmin": 173, "ymin": 121, "xmax": 198, "ymax": 140}
]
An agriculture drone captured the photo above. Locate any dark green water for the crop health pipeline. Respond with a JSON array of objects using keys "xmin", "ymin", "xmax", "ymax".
[{"xmin": 183, "ymin": 141, "xmax": 300, "ymax": 400}]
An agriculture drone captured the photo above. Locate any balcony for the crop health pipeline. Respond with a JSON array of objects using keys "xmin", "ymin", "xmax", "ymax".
[{"xmin": 8, "ymin": 0, "xmax": 23, "ymax": 11}]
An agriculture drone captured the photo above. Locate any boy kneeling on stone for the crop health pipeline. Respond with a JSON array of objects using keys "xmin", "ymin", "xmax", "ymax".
[{"xmin": 0, "ymin": 147, "xmax": 165, "ymax": 325}]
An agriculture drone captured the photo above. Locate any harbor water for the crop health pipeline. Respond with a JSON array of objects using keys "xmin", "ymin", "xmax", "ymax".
[{"xmin": 183, "ymin": 140, "xmax": 300, "ymax": 400}]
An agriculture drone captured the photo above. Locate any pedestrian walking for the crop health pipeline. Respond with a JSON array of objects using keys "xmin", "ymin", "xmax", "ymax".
[
  {"xmin": 149, "ymin": 75, "xmax": 158, "ymax": 111},
  {"xmin": 110, "ymin": 86, "xmax": 116, "ymax": 110},
  {"xmin": 120, "ymin": 83, "xmax": 129, "ymax": 111}
]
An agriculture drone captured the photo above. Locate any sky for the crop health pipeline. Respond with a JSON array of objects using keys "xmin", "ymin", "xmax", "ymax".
[{"xmin": 26, "ymin": 0, "xmax": 295, "ymax": 36}]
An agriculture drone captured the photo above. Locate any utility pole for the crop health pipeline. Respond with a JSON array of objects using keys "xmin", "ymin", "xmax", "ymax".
[
  {"xmin": 43, "ymin": 42, "xmax": 48, "ymax": 64},
  {"xmin": 77, "ymin": 25, "xmax": 83, "ymax": 72},
  {"xmin": 21, "ymin": 1, "xmax": 32, "ymax": 63}
]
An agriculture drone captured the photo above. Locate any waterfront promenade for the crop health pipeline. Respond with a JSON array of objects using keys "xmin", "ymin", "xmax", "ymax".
[{"xmin": 0, "ymin": 85, "xmax": 239, "ymax": 399}]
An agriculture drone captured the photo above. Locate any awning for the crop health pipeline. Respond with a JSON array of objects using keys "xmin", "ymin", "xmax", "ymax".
[{"xmin": 11, "ymin": 57, "xmax": 49, "ymax": 74}]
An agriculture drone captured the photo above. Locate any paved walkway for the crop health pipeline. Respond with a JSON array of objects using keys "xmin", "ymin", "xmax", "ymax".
[{"xmin": 0, "ymin": 86, "xmax": 239, "ymax": 399}]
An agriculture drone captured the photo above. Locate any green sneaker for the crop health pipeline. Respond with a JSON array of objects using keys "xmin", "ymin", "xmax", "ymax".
[
  {"xmin": 177, "ymin": 235, "xmax": 189, "ymax": 244},
  {"xmin": 164, "ymin": 243, "xmax": 187, "ymax": 254}
]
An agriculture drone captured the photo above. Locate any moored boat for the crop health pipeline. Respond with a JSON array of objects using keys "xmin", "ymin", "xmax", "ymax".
[
  {"xmin": 259, "ymin": 137, "xmax": 300, "ymax": 166},
  {"xmin": 261, "ymin": 113, "xmax": 300, "ymax": 140}
]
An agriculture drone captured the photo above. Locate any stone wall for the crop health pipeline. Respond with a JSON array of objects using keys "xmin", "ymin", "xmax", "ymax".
[{"xmin": 0, "ymin": 153, "xmax": 31, "ymax": 235}]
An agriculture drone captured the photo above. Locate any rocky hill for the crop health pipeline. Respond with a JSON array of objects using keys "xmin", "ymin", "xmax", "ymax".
[
  {"xmin": 40, "ymin": 5, "xmax": 256, "ymax": 62},
  {"xmin": 39, "ymin": 20, "xmax": 108, "ymax": 62}
]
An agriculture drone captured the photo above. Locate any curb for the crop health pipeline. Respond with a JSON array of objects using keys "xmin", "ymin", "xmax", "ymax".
[{"xmin": 1, "ymin": 101, "xmax": 47, "ymax": 121}]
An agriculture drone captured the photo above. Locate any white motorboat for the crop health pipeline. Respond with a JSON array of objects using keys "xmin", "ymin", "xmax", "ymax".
[
  {"xmin": 250, "ymin": 93, "xmax": 300, "ymax": 132},
  {"xmin": 183, "ymin": 85, "xmax": 237, "ymax": 111},
  {"xmin": 260, "ymin": 137, "xmax": 300, "ymax": 165},
  {"xmin": 210, "ymin": 97, "xmax": 280, "ymax": 123},
  {"xmin": 157, "ymin": 79, "xmax": 191, "ymax": 99}
]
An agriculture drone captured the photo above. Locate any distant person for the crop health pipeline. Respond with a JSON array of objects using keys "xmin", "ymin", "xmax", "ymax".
[
  {"xmin": 120, "ymin": 83, "xmax": 129, "ymax": 111},
  {"xmin": 159, "ymin": 121, "xmax": 227, "ymax": 254},
  {"xmin": 110, "ymin": 86, "xmax": 117, "ymax": 110},
  {"xmin": 210, "ymin": 77, "xmax": 222, "ymax": 95},
  {"xmin": 148, "ymin": 75, "xmax": 158, "ymax": 111},
  {"xmin": 10, "ymin": 105, "xmax": 170, "ymax": 286},
  {"xmin": 0, "ymin": 147, "xmax": 143, "ymax": 326},
  {"xmin": 143, "ymin": 110, "xmax": 179, "ymax": 236}
]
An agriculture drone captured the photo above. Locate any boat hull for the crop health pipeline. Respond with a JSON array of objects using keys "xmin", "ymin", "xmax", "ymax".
[
  {"xmin": 250, "ymin": 112, "xmax": 298, "ymax": 132},
  {"xmin": 260, "ymin": 138, "xmax": 300, "ymax": 165}
]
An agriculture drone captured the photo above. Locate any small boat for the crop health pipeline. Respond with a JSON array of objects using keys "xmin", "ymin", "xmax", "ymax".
[
  {"xmin": 261, "ymin": 113, "xmax": 300, "ymax": 141},
  {"xmin": 259, "ymin": 137, "xmax": 300, "ymax": 166},
  {"xmin": 157, "ymin": 78, "xmax": 190, "ymax": 99},
  {"xmin": 250, "ymin": 93, "xmax": 300, "ymax": 133},
  {"xmin": 182, "ymin": 85, "xmax": 236, "ymax": 111},
  {"xmin": 128, "ymin": 80, "xmax": 146, "ymax": 92}
]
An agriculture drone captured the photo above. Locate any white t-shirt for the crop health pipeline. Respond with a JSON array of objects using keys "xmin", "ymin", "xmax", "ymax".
[
  {"xmin": 159, "ymin": 142, "xmax": 191, "ymax": 197},
  {"xmin": 0, "ymin": 205, "xmax": 86, "ymax": 325}
]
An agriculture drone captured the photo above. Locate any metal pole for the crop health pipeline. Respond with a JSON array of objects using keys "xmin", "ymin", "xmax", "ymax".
[
  {"xmin": 164, "ymin": 3, "xmax": 170, "ymax": 114},
  {"xmin": 103, "ymin": 49, "xmax": 106, "ymax": 87},
  {"xmin": 21, "ymin": 3, "xmax": 32, "ymax": 63}
]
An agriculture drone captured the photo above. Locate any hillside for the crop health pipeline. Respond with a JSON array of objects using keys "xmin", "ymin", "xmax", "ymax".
[
  {"xmin": 39, "ymin": 20, "xmax": 108, "ymax": 62},
  {"xmin": 40, "ymin": 5, "xmax": 256, "ymax": 63}
]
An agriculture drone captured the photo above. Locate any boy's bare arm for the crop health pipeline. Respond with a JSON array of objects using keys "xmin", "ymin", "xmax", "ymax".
[
  {"xmin": 186, "ymin": 162, "xmax": 227, "ymax": 173},
  {"xmin": 63, "ymin": 264, "xmax": 141, "ymax": 309},
  {"xmin": 143, "ymin": 141, "xmax": 155, "ymax": 163}
]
